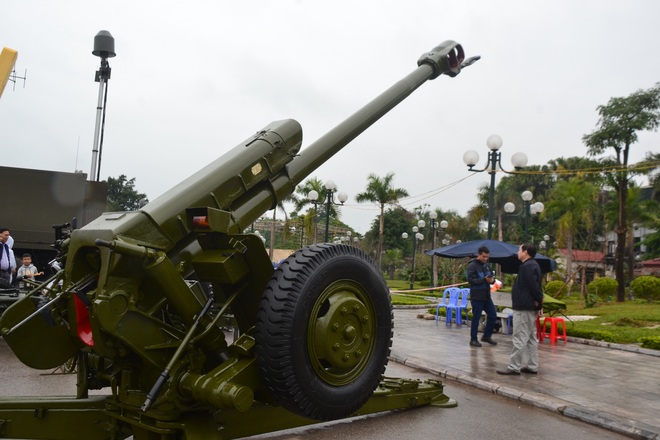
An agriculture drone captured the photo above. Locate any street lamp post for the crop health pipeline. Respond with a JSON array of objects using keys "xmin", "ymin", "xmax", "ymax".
[
  {"xmin": 429, "ymin": 213, "xmax": 448, "ymax": 287},
  {"xmin": 307, "ymin": 180, "xmax": 348, "ymax": 243},
  {"xmin": 429, "ymin": 212, "xmax": 437, "ymax": 287},
  {"xmin": 402, "ymin": 220, "xmax": 425, "ymax": 290},
  {"xmin": 463, "ymin": 135, "xmax": 528, "ymax": 239},
  {"xmin": 503, "ymin": 190, "xmax": 544, "ymax": 243}
]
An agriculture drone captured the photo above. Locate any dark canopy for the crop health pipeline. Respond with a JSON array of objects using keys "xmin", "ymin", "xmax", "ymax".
[{"xmin": 425, "ymin": 239, "xmax": 557, "ymax": 274}]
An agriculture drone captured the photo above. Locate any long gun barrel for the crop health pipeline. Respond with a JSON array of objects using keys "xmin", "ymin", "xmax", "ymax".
[{"xmin": 79, "ymin": 42, "xmax": 471, "ymax": 253}]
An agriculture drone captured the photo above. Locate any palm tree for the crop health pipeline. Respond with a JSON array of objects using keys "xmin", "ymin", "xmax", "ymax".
[
  {"xmin": 544, "ymin": 177, "xmax": 599, "ymax": 297},
  {"xmin": 355, "ymin": 173, "xmax": 409, "ymax": 269},
  {"xmin": 294, "ymin": 177, "xmax": 326, "ymax": 243}
]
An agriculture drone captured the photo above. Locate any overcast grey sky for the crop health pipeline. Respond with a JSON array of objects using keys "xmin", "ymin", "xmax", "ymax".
[{"xmin": 2, "ymin": 0, "xmax": 659, "ymax": 234}]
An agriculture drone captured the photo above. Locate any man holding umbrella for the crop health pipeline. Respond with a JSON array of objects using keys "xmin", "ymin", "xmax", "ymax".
[
  {"xmin": 497, "ymin": 243, "xmax": 544, "ymax": 375},
  {"xmin": 466, "ymin": 246, "xmax": 497, "ymax": 347}
]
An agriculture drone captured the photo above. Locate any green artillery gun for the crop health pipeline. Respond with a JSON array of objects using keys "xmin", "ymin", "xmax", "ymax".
[{"xmin": 0, "ymin": 41, "xmax": 477, "ymax": 440}]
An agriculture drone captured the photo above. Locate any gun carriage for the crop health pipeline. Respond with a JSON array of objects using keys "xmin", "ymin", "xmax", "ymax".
[{"xmin": 0, "ymin": 41, "xmax": 477, "ymax": 439}]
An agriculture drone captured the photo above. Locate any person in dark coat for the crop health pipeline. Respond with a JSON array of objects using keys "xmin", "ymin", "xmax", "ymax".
[
  {"xmin": 497, "ymin": 243, "xmax": 544, "ymax": 375},
  {"xmin": 466, "ymin": 246, "xmax": 497, "ymax": 347}
]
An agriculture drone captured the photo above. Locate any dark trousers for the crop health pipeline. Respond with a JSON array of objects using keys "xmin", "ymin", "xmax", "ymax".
[
  {"xmin": 470, "ymin": 299, "xmax": 497, "ymax": 341},
  {"xmin": 0, "ymin": 270, "xmax": 11, "ymax": 289}
]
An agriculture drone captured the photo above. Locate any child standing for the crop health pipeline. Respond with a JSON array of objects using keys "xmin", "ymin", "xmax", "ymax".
[{"xmin": 17, "ymin": 253, "xmax": 43, "ymax": 285}]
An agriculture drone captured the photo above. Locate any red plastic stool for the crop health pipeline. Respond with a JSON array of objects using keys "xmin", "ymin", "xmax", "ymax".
[
  {"xmin": 536, "ymin": 315, "xmax": 544, "ymax": 342},
  {"xmin": 541, "ymin": 317, "xmax": 567, "ymax": 344}
]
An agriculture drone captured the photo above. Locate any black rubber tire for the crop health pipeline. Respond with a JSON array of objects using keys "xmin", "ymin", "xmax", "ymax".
[{"xmin": 255, "ymin": 243, "xmax": 392, "ymax": 421}]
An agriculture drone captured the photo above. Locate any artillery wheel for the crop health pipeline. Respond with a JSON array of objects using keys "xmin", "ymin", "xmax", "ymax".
[{"xmin": 255, "ymin": 243, "xmax": 392, "ymax": 421}]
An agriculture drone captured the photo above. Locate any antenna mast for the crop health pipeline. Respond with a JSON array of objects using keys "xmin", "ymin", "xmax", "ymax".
[{"xmin": 90, "ymin": 30, "xmax": 115, "ymax": 182}]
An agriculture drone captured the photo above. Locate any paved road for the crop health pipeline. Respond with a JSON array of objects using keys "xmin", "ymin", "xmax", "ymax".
[
  {"xmin": 249, "ymin": 361, "xmax": 629, "ymax": 440},
  {"xmin": 0, "ymin": 342, "xmax": 628, "ymax": 440}
]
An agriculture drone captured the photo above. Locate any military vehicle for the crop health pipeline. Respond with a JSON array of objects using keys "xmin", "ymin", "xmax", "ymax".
[{"xmin": 0, "ymin": 41, "xmax": 477, "ymax": 439}]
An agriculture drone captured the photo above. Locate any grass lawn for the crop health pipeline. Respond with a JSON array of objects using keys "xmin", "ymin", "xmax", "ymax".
[{"xmin": 556, "ymin": 296, "xmax": 660, "ymax": 347}]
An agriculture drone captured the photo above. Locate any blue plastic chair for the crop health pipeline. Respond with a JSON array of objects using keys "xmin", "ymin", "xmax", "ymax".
[
  {"xmin": 456, "ymin": 288, "xmax": 470, "ymax": 324},
  {"xmin": 436, "ymin": 287, "xmax": 461, "ymax": 325},
  {"xmin": 434, "ymin": 289, "xmax": 450, "ymax": 324}
]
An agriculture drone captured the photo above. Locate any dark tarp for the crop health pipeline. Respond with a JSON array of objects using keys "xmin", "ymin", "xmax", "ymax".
[{"xmin": 425, "ymin": 239, "xmax": 557, "ymax": 274}]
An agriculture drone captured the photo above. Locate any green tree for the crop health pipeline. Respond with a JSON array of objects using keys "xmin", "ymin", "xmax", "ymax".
[
  {"xmin": 582, "ymin": 83, "xmax": 660, "ymax": 301},
  {"xmin": 604, "ymin": 184, "xmax": 658, "ymax": 283},
  {"xmin": 106, "ymin": 175, "xmax": 148, "ymax": 211},
  {"xmin": 293, "ymin": 177, "xmax": 344, "ymax": 244},
  {"xmin": 543, "ymin": 177, "xmax": 599, "ymax": 295},
  {"xmin": 365, "ymin": 207, "xmax": 413, "ymax": 258},
  {"xmin": 382, "ymin": 249, "xmax": 403, "ymax": 280},
  {"xmin": 355, "ymin": 173, "xmax": 409, "ymax": 269},
  {"xmin": 268, "ymin": 195, "xmax": 294, "ymax": 260}
]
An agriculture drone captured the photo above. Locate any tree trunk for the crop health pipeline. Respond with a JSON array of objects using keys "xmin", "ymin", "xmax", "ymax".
[
  {"xmin": 269, "ymin": 209, "xmax": 276, "ymax": 261},
  {"xmin": 627, "ymin": 229, "xmax": 635, "ymax": 295},
  {"xmin": 377, "ymin": 205, "xmax": 385, "ymax": 271},
  {"xmin": 615, "ymin": 144, "xmax": 629, "ymax": 302}
]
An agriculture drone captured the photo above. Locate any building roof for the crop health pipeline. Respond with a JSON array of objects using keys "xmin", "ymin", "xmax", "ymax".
[
  {"xmin": 641, "ymin": 257, "xmax": 660, "ymax": 268},
  {"xmin": 556, "ymin": 249, "xmax": 604, "ymax": 263}
]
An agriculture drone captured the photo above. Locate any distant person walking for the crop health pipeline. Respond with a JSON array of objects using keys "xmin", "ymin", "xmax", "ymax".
[
  {"xmin": 466, "ymin": 246, "xmax": 497, "ymax": 347},
  {"xmin": 497, "ymin": 243, "xmax": 544, "ymax": 375}
]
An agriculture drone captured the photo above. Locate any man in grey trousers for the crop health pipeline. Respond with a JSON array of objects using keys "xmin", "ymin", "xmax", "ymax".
[{"xmin": 496, "ymin": 243, "xmax": 544, "ymax": 375}]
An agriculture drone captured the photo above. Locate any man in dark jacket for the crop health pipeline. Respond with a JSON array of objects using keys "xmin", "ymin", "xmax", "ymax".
[
  {"xmin": 466, "ymin": 246, "xmax": 497, "ymax": 347},
  {"xmin": 497, "ymin": 243, "xmax": 544, "ymax": 375}
]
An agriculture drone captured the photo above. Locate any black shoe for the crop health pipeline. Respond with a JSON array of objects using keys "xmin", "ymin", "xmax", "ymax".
[
  {"xmin": 521, "ymin": 367, "xmax": 538, "ymax": 375},
  {"xmin": 481, "ymin": 337, "xmax": 498, "ymax": 345},
  {"xmin": 469, "ymin": 340, "xmax": 482, "ymax": 347},
  {"xmin": 496, "ymin": 369, "xmax": 521, "ymax": 375}
]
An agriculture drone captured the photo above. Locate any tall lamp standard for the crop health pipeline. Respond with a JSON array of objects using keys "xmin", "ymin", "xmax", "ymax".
[
  {"xmin": 307, "ymin": 180, "xmax": 348, "ymax": 243},
  {"xmin": 428, "ymin": 212, "xmax": 448, "ymax": 287},
  {"xmin": 463, "ymin": 135, "xmax": 528, "ymax": 239},
  {"xmin": 503, "ymin": 190, "xmax": 544, "ymax": 243},
  {"xmin": 402, "ymin": 220, "xmax": 425, "ymax": 290},
  {"xmin": 429, "ymin": 212, "xmax": 437, "ymax": 287}
]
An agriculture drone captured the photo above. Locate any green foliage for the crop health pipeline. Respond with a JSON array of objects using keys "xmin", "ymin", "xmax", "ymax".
[
  {"xmin": 390, "ymin": 294, "xmax": 430, "ymax": 306},
  {"xmin": 382, "ymin": 249, "xmax": 403, "ymax": 280},
  {"xmin": 582, "ymin": 83, "xmax": 660, "ymax": 301},
  {"xmin": 639, "ymin": 336, "xmax": 660, "ymax": 350},
  {"xmin": 355, "ymin": 173, "xmax": 409, "ymax": 268},
  {"xmin": 587, "ymin": 277, "xmax": 618, "ymax": 302},
  {"xmin": 566, "ymin": 327, "xmax": 617, "ymax": 343},
  {"xmin": 545, "ymin": 280, "xmax": 568, "ymax": 299},
  {"xmin": 106, "ymin": 175, "xmax": 148, "ymax": 211},
  {"xmin": 630, "ymin": 276, "xmax": 660, "ymax": 303}
]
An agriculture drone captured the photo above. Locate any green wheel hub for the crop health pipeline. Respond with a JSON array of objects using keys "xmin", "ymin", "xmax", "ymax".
[{"xmin": 309, "ymin": 280, "xmax": 376, "ymax": 385}]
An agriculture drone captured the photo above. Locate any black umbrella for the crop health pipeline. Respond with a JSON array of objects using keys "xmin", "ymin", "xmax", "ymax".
[{"xmin": 425, "ymin": 239, "xmax": 557, "ymax": 274}]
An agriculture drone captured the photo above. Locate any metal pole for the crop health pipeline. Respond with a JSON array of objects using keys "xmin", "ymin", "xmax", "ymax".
[
  {"xmin": 89, "ymin": 72, "xmax": 106, "ymax": 181},
  {"xmin": 524, "ymin": 201, "xmax": 530, "ymax": 243},
  {"xmin": 324, "ymin": 189, "xmax": 332, "ymax": 242},
  {"xmin": 487, "ymin": 150, "xmax": 498, "ymax": 240},
  {"xmin": 431, "ymin": 220, "xmax": 437, "ymax": 287},
  {"xmin": 410, "ymin": 236, "xmax": 417, "ymax": 290}
]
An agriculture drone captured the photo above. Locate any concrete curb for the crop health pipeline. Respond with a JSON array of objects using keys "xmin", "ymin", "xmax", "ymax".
[
  {"xmin": 390, "ymin": 351, "xmax": 660, "ymax": 440},
  {"xmin": 566, "ymin": 337, "xmax": 660, "ymax": 358}
]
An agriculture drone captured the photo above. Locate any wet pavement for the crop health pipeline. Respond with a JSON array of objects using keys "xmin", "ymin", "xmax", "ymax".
[{"xmin": 390, "ymin": 307, "xmax": 660, "ymax": 440}]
